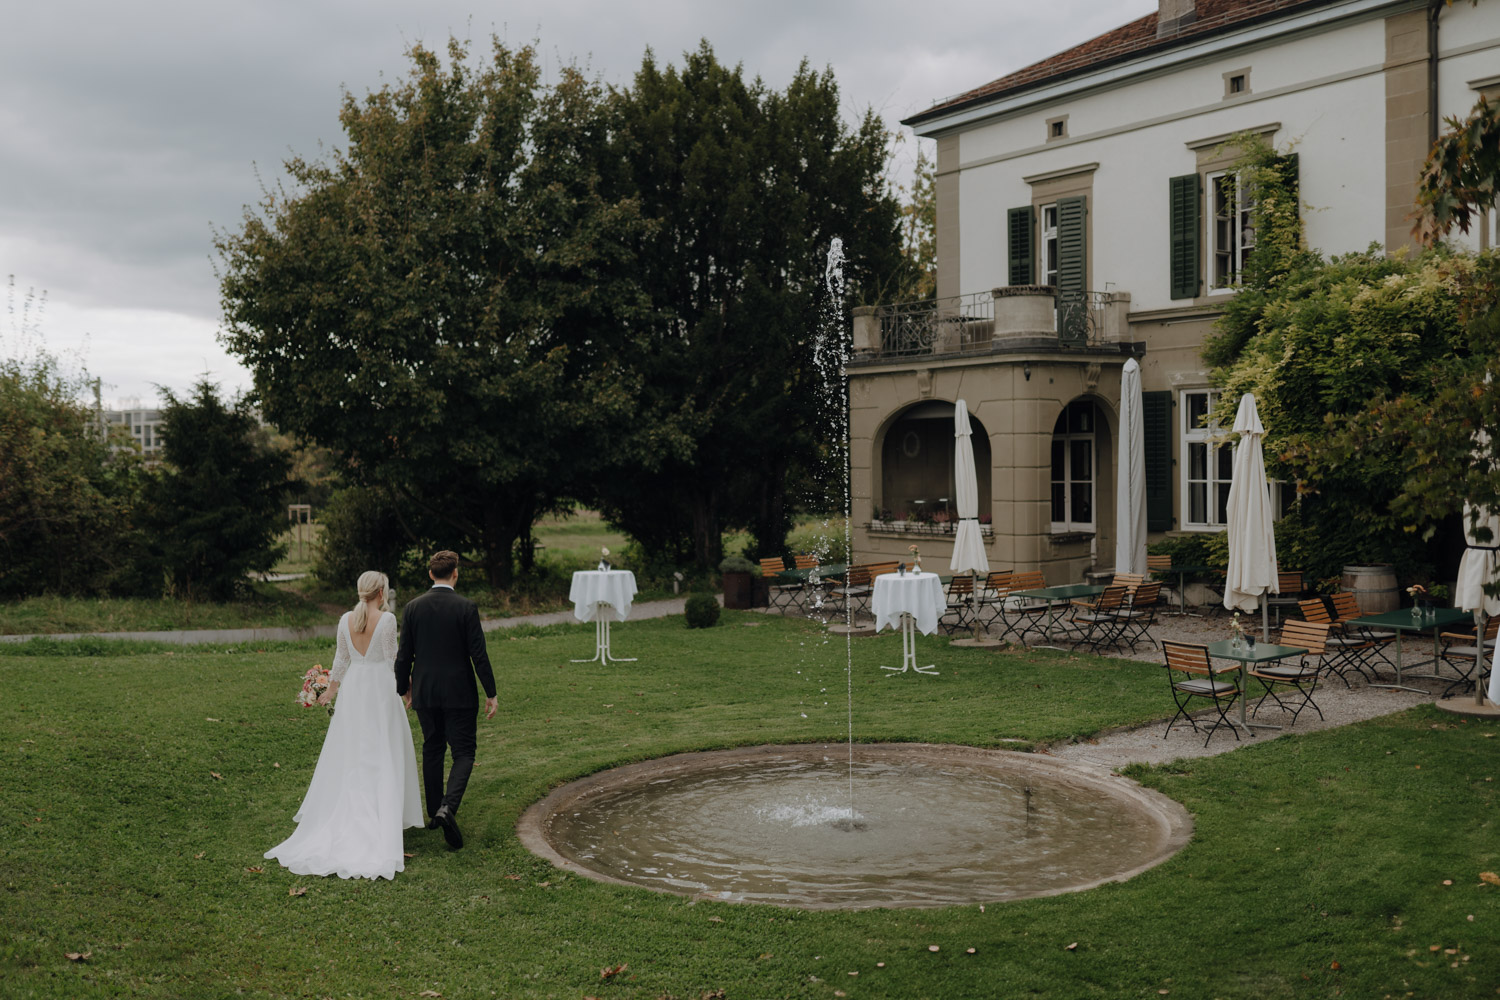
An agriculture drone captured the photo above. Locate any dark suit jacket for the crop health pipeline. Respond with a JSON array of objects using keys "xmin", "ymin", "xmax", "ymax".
[{"xmin": 394, "ymin": 586, "xmax": 497, "ymax": 710}]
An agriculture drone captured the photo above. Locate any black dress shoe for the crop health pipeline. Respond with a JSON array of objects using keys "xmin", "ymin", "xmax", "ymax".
[
  {"xmin": 426, "ymin": 815, "xmax": 440, "ymax": 830},
  {"xmin": 434, "ymin": 806, "xmax": 463, "ymax": 850}
]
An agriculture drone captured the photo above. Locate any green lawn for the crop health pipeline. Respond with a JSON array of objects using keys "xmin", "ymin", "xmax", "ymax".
[
  {"xmin": 0, "ymin": 583, "xmax": 330, "ymax": 636},
  {"xmin": 2, "ymin": 614, "xmax": 1497, "ymax": 998}
]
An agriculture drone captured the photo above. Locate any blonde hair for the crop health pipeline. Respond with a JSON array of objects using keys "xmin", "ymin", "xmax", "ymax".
[{"xmin": 350, "ymin": 571, "xmax": 392, "ymax": 634}]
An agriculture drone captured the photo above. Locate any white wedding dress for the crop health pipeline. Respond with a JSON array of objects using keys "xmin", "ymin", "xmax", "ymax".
[{"xmin": 265, "ymin": 611, "xmax": 423, "ymax": 879}]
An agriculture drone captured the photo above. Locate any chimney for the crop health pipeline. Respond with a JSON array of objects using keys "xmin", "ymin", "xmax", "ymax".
[{"xmin": 1157, "ymin": 0, "xmax": 1197, "ymax": 37}]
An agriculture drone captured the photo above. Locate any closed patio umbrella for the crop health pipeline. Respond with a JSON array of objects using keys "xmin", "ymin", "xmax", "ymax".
[
  {"xmin": 1114, "ymin": 357, "xmax": 1146, "ymax": 577},
  {"xmin": 1456, "ymin": 499, "xmax": 1500, "ymax": 706},
  {"xmin": 949, "ymin": 399, "xmax": 994, "ymax": 645},
  {"xmin": 1223, "ymin": 393, "xmax": 1279, "ymax": 640}
]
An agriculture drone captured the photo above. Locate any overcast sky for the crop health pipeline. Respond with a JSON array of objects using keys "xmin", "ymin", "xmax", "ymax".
[{"xmin": 1, "ymin": 0, "xmax": 1156, "ymax": 408}]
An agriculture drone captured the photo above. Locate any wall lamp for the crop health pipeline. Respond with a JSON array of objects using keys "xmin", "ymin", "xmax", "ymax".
[{"xmin": 1023, "ymin": 362, "xmax": 1031, "ymax": 381}]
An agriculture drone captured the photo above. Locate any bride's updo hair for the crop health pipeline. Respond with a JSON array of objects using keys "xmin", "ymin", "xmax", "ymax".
[{"xmin": 350, "ymin": 570, "xmax": 392, "ymax": 634}]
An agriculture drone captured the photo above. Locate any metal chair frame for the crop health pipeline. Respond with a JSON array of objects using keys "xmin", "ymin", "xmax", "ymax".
[
  {"xmin": 1162, "ymin": 641, "xmax": 1242, "ymax": 747},
  {"xmin": 1249, "ymin": 619, "xmax": 1329, "ymax": 724}
]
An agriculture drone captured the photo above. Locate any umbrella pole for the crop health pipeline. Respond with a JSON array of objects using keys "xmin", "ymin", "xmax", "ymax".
[
  {"xmin": 1477, "ymin": 609, "xmax": 1489, "ymax": 707},
  {"xmin": 1261, "ymin": 595, "xmax": 1270, "ymax": 643},
  {"xmin": 971, "ymin": 571, "xmax": 982, "ymax": 642}
]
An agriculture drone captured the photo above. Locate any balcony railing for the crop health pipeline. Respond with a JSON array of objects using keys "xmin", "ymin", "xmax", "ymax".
[{"xmin": 853, "ymin": 285, "xmax": 1130, "ymax": 361}]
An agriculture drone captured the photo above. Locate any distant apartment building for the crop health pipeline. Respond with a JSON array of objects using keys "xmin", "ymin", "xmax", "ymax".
[
  {"xmin": 849, "ymin": 0, "xmax": 1500, "ymax": 583},
  {"xmin": 103, "ymin": 406, "xmax": 165, "ymax": 456}
]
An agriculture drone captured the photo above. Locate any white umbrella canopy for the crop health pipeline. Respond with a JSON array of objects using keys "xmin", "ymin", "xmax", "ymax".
[
  {"xmin": 1455, "ymin": 500, "xmax": 1500, "ymax": 617},
  {"xmin": 950, "ymin": 399, "xmax": 990, "ymax": 576},
  {"xmin": 1114, "ymin": 357, "xmax": 1147, "ymax": 576},
  {"xmin": 1223, "ymin": 393, "xmax": 1279, "ymax": 626}
]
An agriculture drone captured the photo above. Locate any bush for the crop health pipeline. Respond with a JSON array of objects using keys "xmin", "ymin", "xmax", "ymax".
[
  {"xmin": 315, "ymin": 486, "xmax": 418, "ymax": 590},
  {"xmin": 684, "ymin": 592, "xmax": 721, "ymax": 629},
  {"xmin": 718, "ymin": 555, "xmax": 755, "ymax": 574}
]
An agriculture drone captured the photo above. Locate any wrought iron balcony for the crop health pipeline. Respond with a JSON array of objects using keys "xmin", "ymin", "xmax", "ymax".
[{"xmin": 852, "ymin": 285, "xmax": 1131, "ymax": 361}]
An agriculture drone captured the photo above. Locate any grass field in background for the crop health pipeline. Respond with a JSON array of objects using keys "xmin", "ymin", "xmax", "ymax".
[
  {"xmin": 2, "ymin": 613, "xmax": 1497, "ymax": 998},
  {"xmin": 1, "ymin": 511, "xmax": 841, "ymax": 636}
]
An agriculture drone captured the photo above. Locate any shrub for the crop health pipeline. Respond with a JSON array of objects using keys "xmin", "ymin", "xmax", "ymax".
[
  {"xmin": 718, "ymin": 555, "xmax": 755, "ymax": 574},
  {"xmin": 684, "ymin": 592, "xmax": 721, "ymax": 629},
  {"xmin": 315, "ymin": 486, "xmax": 418, "ymax": 590}
]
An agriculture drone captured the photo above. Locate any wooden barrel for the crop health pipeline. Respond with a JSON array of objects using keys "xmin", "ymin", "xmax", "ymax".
[{"xmin": 1340, "ymin": 564, "xmax": 1398, "ymax": 613}]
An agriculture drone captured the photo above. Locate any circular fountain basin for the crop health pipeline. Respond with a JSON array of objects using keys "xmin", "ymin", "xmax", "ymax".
[{"xmin": 517, "ymin": 743, "xmax": 1192, "ymax": 910}]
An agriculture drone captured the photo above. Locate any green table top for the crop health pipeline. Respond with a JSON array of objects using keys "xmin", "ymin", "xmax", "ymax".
[
  {"xmin": 1012, "ymin": 583, "xmax": 1108, "ymax": 601},
  {"xmin": 1350, "ymin": 607, "xmax": 1471, "ymax": 632},
  {"xmin": 775, "ymin": 563, "xmax": 848, "ymax": 583},
  {"xmin": 1152, "ymin": 564, "xmax": 1216, "ymax": 575},
  {"xmin": 1205, "ymin": 639, "xmax": 1307, "ymax": 664}
]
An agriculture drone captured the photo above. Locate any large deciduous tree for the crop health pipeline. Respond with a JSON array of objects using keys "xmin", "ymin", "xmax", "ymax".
[
  {"xmin": 217, "ymin": 39, "xmax": 649, "ymax": 587},
  {"xmin": 600, "ymin": 42, "xmax": 903, "ymax": 567}
]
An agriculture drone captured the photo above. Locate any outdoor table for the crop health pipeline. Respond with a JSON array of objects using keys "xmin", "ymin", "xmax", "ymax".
[
  {"xmin": 1008, "ymin": 583, "xmax": 1107, "ymax": 644},
  {"xmin": 1152, "ymin": 564, "xmax": 1216, "ymax": 615},
  {"xmin": 568, "ymin": 569, "xmax": 638, "ymax": 664},
  {"xmin": 775, "ymin": 563, "xmax": 848, "ymax": 612},
  {"xmin": 1206, "ymin": 639, "xmax": 1307, "ymax": 732},
  {"xmin": 871, "ymin": 571, "xmax": 945, "ymax": 675},
  {"xmin": 1348, "ymin": 606, "xmax": 1471, "ymax": 694}
]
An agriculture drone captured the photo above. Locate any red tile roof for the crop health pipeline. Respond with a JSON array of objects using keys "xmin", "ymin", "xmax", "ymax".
[{"xmin": 906, "ymin": 0, "xmax": 1341, "ymax": 126}]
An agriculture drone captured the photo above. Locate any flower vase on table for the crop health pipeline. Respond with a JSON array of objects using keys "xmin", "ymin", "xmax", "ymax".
[{"xmin": 908, "ymin": 544, "xmax": 921, "ymax": 575}]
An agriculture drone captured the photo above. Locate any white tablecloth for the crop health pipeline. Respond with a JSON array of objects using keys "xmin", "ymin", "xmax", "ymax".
[
  {"xmin": 569, "ymin": 570, "xmax": 638, "ymax": 623},
  {"xmin": 871, "ymin": 571, "xmax": 946, "ymax": 635}
]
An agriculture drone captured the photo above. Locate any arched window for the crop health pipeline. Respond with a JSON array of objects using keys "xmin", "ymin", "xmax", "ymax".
[
  {"xmin": 1050, "ymin": 400, "xmax": 1096, "ymax": 532},
  {"xmin": 879, "ymin": 402, "xmax": 991, "ymax": 523}
]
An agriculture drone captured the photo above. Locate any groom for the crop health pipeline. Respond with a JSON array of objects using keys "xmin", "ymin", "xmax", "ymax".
[{"xmin": 395, "ymin": 550, "xmax": 498, "ymax": 850}]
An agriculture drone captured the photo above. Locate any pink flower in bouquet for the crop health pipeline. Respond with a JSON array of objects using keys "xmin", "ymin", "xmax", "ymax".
[{"xmin": 298, "ymin": 663, "xmax": 331, "ymax": 707}]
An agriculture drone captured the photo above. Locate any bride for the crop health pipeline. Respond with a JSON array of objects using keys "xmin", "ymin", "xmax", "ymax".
[{"xmin": 265, "ymin": 570, "xmax": 423, "ymax": 879}]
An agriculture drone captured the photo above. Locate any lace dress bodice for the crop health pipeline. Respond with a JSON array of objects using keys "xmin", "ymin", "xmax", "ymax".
[{"xmin": 330, "ymin": 612, "xmax": 398, "ymax": 684}]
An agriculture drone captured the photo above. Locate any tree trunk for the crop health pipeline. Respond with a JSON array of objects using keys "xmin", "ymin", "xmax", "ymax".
[
  {"xmin": 751, "ymin": 459, "xmax": 791, "ymax": 559},
  {"xmin": 481, "ymin": 502, "xmax": 521, "ymax": 590},
  {"xmin": 688, "ymin": 487, "xmax": 723, "ymax": 570}
]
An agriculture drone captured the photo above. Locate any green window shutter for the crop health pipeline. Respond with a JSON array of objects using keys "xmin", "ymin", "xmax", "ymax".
[
  {"xmin": 1143, "ymin": 390, "xmax": 1173, "ymax": 531},
  {"xmin": 1055, "ymin": 195, "xmax": 1087, "ymax": 345},
  {"xmin": 1168, "ymin": 174, "xmax": 1199, "ymax": 300},
  {"xmin": 1007, "ymin": 206, "xmax": 1033, "ymax": 285},
  {"xmin": 1274, "ymin": 152, "xmax": 1299, "ymax": 203}
]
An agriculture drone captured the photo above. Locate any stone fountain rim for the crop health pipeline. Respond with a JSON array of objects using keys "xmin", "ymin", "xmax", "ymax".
[{"xmin": 515, "ymin": 741, "xmax": 1194, "ymax": 910}]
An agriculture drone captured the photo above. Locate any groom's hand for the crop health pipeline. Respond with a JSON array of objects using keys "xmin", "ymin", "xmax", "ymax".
[
  {"xmin": 484, "ymin": 696, "xmax": 498, "ymax": 720},
  {"xmin": 402, "ymin": 692, "xmax": 412, "ymax": 710}
]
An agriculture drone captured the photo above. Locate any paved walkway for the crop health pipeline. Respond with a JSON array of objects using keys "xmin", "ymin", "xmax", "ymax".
[{"xmin": 0, "ymin": 596, "xmax": 695, "ymax": 645}]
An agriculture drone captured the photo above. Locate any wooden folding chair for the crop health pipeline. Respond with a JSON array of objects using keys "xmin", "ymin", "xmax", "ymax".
[
  {"xmin": 1299, "ymin": 597, "xmax": 1373, "ymax": 687},
  {"xmin": 1265, "ymin": 570, "xmax": 1306, "ymax": 625},
  {"xmin": 1250, "ymin": 619, "xmax": 1330, "ymax": 724},
  {"xmin": 939, "ymin": 575, "xmax": 976, "ymax": 634},
  {"xmin": 1329, "ymin": 591, "xmax": 1396, "ymax": 670},
  {"xmin": 1162, "ymin": 641, "xmax": 1242, "ymax": 747},
  {"xmin": 1438, "ymin": 617, "xmax": 1499, "ymax": 699},
  {"xmin": 760, "ymin": 557, "xmax": 801, "ymax": 612},
  {"xmin": 996, "ymin": 570, "xmax": 1050, "ymax": 643},
  {"xmin": 826, "ymin": 564, "xmax": 875, "ymax": 619},
  {"xmin": 1068, "ymin": 585, "xmax": 1130, "ymax": 653},
  {"xmin": 1115, "ymin": 581, "xmax": 1164, "ymax": 650},
  {"xmin": 977, "ymin": 571, "xmax": 1014, "ymax": 630}
]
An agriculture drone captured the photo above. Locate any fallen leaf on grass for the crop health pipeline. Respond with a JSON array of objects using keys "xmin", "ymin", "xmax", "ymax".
[
  {"xmin": 205, "ymin": 717, "xmax": 220, "ymax": 722},
  {"xmin": 65, "ymin": 951, "xmax": 91, "ymax": 962},
  {"xmin": 600, "ymin": 963, "xmax": 628, "ymax": 979},
  {"xmin": 210, "ymin": 772, "xmax": 222, "ymax": 780},
  {"xmin": 1430, "ymin": 944, "xmax": 1442, "ymax": 952},
  {"xmin": 1480, "ymin": 871, "xmax": 1500, "ymax": 886},
  {"xmin": 1443, "ymin": 880, "xmax": 1453, "ymax": 885},
  {"xmin": 403, "ymin": 853, "xmax": 415, "ymax": 858},
  {"xmin": 503, "ymin": 874, "xmax": 522, "ymax": 881},
  {"xmin": 928, "ymin": 945, "xmax": 940, "ymax": 952},
  {"xmin": 245, "ymin": 867, "xmax": 264, "ymax": 874},
  {"xmin": 289, "ymin": 887, "xmax": 307, "ymax": 897},
  {"xmin": 966, "ymin": 948, "xmax": 976, "ymax": 955},
  {"xmin": 417, "ymin": 992, "xmax": 442, "ymax": 998},
  {"xmin": 1066, "ymin": 943, "xmax": 1078, "ymax": 951},
  {"xmin": 1330, "ymin": 961, "xmax": 1341, "ymax": 970},
  {"xmin": 707, "ymin": 916, "xmax": 723, "ymax": 923},
  {"xmin": 194, "ymin": 853, "xmax": 205, "ymax": 859}
]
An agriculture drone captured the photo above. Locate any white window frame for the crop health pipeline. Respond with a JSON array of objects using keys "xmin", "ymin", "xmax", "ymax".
[
  {"xmin": 1206, "ymin": 170, "xmax": 1255, "ymax": 293},
  {"xmin": 1181, "ymin": 389, "xmax": 1233, "ymax": 530},
  {"xmin": 1050, "ymin": 401, "xmax": 1096, "ymax": 533},
  {"xmin": 1040, "ymin": 202, "xmax": 1059, "ymax": 287}
]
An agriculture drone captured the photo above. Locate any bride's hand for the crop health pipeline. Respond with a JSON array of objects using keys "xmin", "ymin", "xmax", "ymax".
[{"xmin": 318, "ymin": 682, "xmax": 338, "ymax": 707}]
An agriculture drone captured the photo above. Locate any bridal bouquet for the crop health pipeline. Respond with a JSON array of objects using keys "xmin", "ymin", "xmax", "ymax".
[{"xmin": 298, "ymin": 663, "xmax": 333, "ymax": 714}]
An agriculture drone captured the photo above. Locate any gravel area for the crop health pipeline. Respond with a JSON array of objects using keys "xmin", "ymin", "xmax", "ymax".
[{"xmin": 801, "ymin": 603, "xmax": 1465, "ymax": 773}]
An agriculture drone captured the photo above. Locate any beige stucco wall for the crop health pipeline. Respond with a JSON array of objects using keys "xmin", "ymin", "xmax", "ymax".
[{"xmin": 850, "ymin": 354, "xmax": 1127, "ymax": 584}]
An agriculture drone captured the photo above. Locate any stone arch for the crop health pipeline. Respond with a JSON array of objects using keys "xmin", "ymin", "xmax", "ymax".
[{"xmin": 873, "ymin": 400, "xmax": 992, "ymax": 524}]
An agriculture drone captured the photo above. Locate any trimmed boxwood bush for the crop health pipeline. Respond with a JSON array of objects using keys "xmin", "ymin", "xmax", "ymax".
[{"xmin": 684, "ymin": 592, "xmax": 721, "ymax": 629}]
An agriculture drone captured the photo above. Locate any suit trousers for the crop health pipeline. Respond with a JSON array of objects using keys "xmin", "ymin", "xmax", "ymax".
[{"xmin": 414, "ymin": 705, "xmax": 477, "ymax": 818}]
